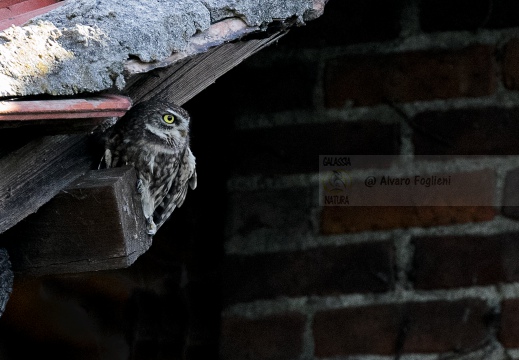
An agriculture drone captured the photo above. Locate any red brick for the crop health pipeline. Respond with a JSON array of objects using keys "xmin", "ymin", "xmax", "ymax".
[
  {"xmin": 230, "ymin": 121, "xmax": 400, "ymax": 175},
  {"xmin": 320, "ymin": 169, "xmax": 496, "ymax": 234},
  {"xmin": 420, "ymin": 0, "xmax": 519, "ymax": 32},
  {"xmin": 220, "ymin": 313, "xmax": 305, "ymax": 360},
  {"xmin": 502, "ymin": 167, "xmax": 519, "ymax": 219},
  {"xmin": 321, "ymin": 206, "xmax": 495, "ymax": 234},
  {"xmin": 279, "ymin": 0, "xmax": 400, "ymax": 47},
  {"xmin": 222, "ymin": 242, "xmax": 395, "ymax": 305},
  {"xmin": 503, "ymin": 39, "xmax": 519, "ymax": 90},
  {"xmin": 314, "ymin": 303, "xmax": 401, "ymax": 356},
  {"xmin": 420, "ymin": 0, "xmax": 489, "ymax": 32},
  {"xmin": 227, "ymin": 187, "xmax": 314, "ymax": 240},
  {"xmin": 313, "ymin": 300, "xmax": 489, "ymax": 356},
  {"xmin": 413, "ymin": 107, "xmax": 519, "ymax": 155},
  {"xmin": 413, "ymin": 233, "xmax": 519, "ymax": 289},
  {"xmin": 324, "ymin": 45, "xmax": 496, "ymax": 108},
  {"xmin": 499, "ymin": 299, "xmax": 519, "ymax": 348}
]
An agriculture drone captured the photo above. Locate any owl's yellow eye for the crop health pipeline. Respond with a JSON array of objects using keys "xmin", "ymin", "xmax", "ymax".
[{"xmin": 163, "ymin": 114, "xmax": 175, "ymax": 124}]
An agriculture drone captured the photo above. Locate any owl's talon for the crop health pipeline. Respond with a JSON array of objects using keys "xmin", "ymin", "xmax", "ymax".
[
  {"xmin": 146, "ymin": 218, "xmax": 157, "ymax": 235},
  {"xmin": 136, "ymin": 179, "xmax": 144, "ymax": 194}
]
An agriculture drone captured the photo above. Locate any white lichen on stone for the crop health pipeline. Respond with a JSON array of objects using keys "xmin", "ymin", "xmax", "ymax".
[
  {"xmin": 200, "ymin": 0, "xmax": 314, "ymax": 25},
  {"xmin": 0, "ymin": 23, "xmax": 74, "ymax": 95}
]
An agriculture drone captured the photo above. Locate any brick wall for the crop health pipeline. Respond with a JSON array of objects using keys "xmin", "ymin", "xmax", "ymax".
[{"xmin": 214, "ymin": 0, "xmax": 519, "ymax": 358}]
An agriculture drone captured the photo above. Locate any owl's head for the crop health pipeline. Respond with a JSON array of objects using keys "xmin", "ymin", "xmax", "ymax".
[{"xmin": 130, "ymin": 99, "xmax": 191, "ymax": 147}]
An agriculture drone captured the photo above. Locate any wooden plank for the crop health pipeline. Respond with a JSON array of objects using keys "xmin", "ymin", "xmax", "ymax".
[
  {"xmin": 125, "ymin": 31, "xmax": 287, "ymax": 105},
  {"xmin": 0, "ymin": 248, "xmax": 12, "ymax": 317},
  {"xmin": 0, "ymin": 117, "xmax": 116, "ymax": 132},
  {"xmin": 0, "ymin": 134, "xmax": 93, "ymax": 234},
  {"xmin": 0, "ymin": 166, "xmax": 150, "ymax": 275}
]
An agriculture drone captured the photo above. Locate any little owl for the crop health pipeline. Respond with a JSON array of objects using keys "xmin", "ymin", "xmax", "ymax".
[{"xmin": 103, "ymin": 98, "xmax": 197, "ymax": 235}]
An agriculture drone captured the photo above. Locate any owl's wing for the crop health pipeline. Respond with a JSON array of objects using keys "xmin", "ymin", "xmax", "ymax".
[
  {"xmin": 153, "ymin": 147, "xmax": 197, "ymax": 230},
  {"xmin": 101, "ymin": 127, "xmax": 124, "ymax": 169}
]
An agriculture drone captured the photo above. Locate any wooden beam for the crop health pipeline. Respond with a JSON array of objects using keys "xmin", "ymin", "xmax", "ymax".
[
  {"xmin": 0, "ymin": 134, "xmax": 94, "ymax": 234},
  {"xmin": 0, "ymin": 166, "xmax": 150, "ymax": 275},
  {"xmin": 124, "ymin": 31, "xmax": 287, "ymax": 105},
  {"xmin": 0, "ymin": 248, "xmax": 13, "ymax": 316}
]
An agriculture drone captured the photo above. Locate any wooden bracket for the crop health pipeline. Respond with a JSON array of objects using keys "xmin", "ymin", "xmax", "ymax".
[{"xmin": 0, "ymin": 166, "xmax": 150, "ymax": 275}]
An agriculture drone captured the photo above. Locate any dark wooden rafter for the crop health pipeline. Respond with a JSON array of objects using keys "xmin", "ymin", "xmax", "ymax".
[
  {"xmin": 0, "ymin": 248, "xmax": 13, "ymax": 315},
  {"xmin": 0, "ymin": 134, "xmax": 93, "ymax": 234},
  {"xmin": 125, "ymin": 31, "xmax": 287, "ymax": 105}
]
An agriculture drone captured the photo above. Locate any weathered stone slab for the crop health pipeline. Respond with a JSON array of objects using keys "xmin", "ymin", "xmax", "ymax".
[{"xmin": 0, "ymin": 0, "xmax": 323, "ymax": 97}]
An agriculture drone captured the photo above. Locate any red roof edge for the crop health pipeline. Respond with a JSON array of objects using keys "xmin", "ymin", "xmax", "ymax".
[
  {"xmin": 0, "ymin": 94, "xmax": 132, "ymax": 121},
  {"xmin": 0, "ymin": 1, "xmax": 64, "ymax": 32}
]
